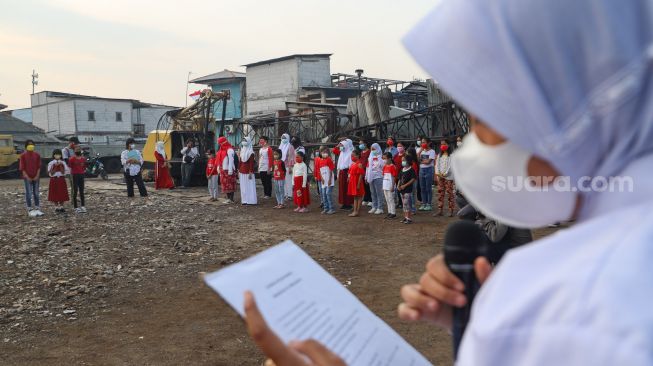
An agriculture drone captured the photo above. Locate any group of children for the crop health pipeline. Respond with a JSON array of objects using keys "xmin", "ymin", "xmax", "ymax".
[
  {"xmin": 18, "ymin": 138, "xmax": 88, "ymax": 217},
  {"xmin": 203, "ymin": 135, "xmax": 458, "ymax": 225}
]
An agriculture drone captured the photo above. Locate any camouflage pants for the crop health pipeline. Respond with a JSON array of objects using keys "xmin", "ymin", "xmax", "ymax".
[{"xmin": 436, "ymin": 176, "xmax": 456, "ymax": 213}]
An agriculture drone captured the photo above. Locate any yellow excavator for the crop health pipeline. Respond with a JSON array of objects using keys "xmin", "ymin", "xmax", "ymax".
[{"xmin": 142, "ymin": 89, "xmax": 230, "ymax": 186}]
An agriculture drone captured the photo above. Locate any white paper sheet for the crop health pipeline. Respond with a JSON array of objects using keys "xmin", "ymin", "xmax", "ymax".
[{"xmin": 204, "ymin": 240, "xmax": 433, "ymax": 366}]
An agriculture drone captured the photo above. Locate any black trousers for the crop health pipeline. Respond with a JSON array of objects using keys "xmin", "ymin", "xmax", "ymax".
[
  {"xmin": 125, "ymin": 172, "xmax": 148, "ymax": 197},
  {"xmin": 72, "ymin": 174, "xmax": 85, "ymax": 208},
  {"xmin": 181, "ymin": 163, "xmax": 194, "ymax": 187},
  {"xmin": 260, "ymin": 171, "xmax": 272, "ymax": 197},
  {"xmin": 363, "ymin": 182, "xmax": 372, "ymax": 202}
]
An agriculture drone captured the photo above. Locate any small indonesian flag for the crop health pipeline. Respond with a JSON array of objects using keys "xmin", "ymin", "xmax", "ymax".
[{"xmin": 189, "ymin": 90, "xmax": 202, "ymax": 101}]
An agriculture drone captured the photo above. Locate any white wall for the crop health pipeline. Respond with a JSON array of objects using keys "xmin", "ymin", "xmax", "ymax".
[
  {"xmin": 74, "ymin": 99, "xmax": 132, "ymax": 133},
  {"xmin": 31, "ymin": 100, "xmax": 76, "ymax": 135},
  {"xmin": 246, "ymin": 58, "xmax": 299, "ymax": 115},
  {"xmin": 132, "ymin": 106, "xmax": 173, "ymax": 136},
  {"xmin": 298, "ymin": 58, "xmax": 331, "ymax": 88}
]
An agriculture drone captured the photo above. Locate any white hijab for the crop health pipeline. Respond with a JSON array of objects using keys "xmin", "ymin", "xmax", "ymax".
[
  {"xmin": 404, "ymin": 0, "xmax": 653, "ymax": 220},
  {"xmin": 155, "ymin": 141, "xmax": 166, "ymax": 159},
  {"xmin": 279, "ymin": 133, "xmax": 291, "ymax": 161},
  {"xmin": 240, "ymin": 136, "xmax": 254, "ymax": 161},
  {"xmin": 337, "ymin": 139, "xmax": 354, "ymax": 170}
]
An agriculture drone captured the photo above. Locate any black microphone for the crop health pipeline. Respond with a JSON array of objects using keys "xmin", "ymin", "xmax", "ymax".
[{"xmin": 443, "ymin": 220, "xmax": 488, "ymax": 359}]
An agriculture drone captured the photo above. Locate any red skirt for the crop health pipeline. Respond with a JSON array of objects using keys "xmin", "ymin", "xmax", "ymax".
[
  {"xmin": 338, "ymin": 169, "xmax": 353, "ymax": 205},
  {"xmin": 220, "ymin": 172, "xmax": 236, "ymax": 193},
  {"xmin": 48, "ymin": 176, "xmax": 69, "ymax": 203},
  {"xmin": 293, "ymin": 176, "xmax": 310, "ymax": 206},
  {"xmin": 155, "ymin": 164, "xmax": 175, "ymax": 189}
]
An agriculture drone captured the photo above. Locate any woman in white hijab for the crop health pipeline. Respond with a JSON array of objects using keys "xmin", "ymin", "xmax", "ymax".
[
  {"xmin": 236, "ymin": 1, "xmax": 653, "ymax": 364},
  {"xmin": 154, "ymin": 141, "xmax": 174, "ymax": 190},
  {"xmin": 336, "ymin": 138, "xmax": 354, "ymax": 210},
  {"xmin": 238, "ymin": 136, "xmax": 257, "ymax": 205},
  {"xmin": 396, "ymin": 0, "xmax": 653, "ymax": 365},
  {"xmin": 279, "ymin": 133, "xmax": 295, "ymax": 200}
]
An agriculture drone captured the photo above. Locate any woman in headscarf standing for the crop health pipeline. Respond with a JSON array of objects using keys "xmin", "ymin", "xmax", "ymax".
[
  {"xmin": 337, "ymin": 138, "xmax": 354, "ymax": 210},
  {"xmin": 279, "ymin": 133, "xmax": 295, "ymax": 201},
  {"xmin": 154, "ymin": 141, "xmax": 175, "ymax": 190},
  {"xmin": 365, "ymin": 143, "xmax": 385, "ymax": 214},
  {"xmin": 217, "ymin": 136, "xmax": 236, "ymax": 203},
  {"xmin": 238, "ymin": 136, "xmax": 257, "ymax": 205}
]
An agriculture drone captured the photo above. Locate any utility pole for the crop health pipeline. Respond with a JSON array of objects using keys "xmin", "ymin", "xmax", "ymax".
[
  {"xmin": 355, "ymin": 69, "xmax": 364, "ymax": 129},
  {"xmin": 185, "ymin": 71, "xmax": 192, "ymax": 107},
  {"xmin": 31, "ymin": 70, "xmax": 39, "ymax": 94}
]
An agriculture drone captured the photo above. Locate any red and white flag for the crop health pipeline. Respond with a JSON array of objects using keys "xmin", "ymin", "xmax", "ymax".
[{"xmin": 189, "ymin": 90, "xmax": 202, "ymax": 101}]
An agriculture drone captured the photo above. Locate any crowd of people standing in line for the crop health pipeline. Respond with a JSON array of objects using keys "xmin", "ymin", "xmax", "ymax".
[{"xmin": 158, "ymin": 133, "xmax": 463, "ymax": 224}]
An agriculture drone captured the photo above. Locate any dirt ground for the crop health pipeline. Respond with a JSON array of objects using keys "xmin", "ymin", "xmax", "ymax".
[{"xmin": 0, "ymin": 177, "xmax": 557, "ymax": 365}]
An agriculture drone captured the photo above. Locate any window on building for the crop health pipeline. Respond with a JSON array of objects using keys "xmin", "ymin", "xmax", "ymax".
[
  {"xmin": 133, "ymin": 124, "xmax": 145, "ymax": 137},
  {"xmin": 116, "ymin": 112, "xmax": 122, "ymax": 122},
  {"xmin": 88, "ymin": 111, "xmax": 95, "ymax": 121}
]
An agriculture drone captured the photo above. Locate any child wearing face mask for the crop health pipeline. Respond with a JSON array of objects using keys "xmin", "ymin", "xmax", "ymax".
[
  {"xmin": 348, "ymin": 149, "xmax": 366, "ymax": 217},
  {"xmin": 272, "ymin": 149, "xmax": 287, "ymax": 209},
  {"xmin": 47, "ymin": 149, "xmax": 70, "ymax": 212},
  {"xmin": 206, "ymin": 149, "xmax": 219, "ymax": 201},
  {"xmin": 317, "ymin": 147, "xmax": 336, "ymax": 214},
  {"xmin": 68, "ymin": 146, "xmax": 87, "ymax": 213},
  {"xmin": 393, "ymin": 142, "xmax": 406, "ymax": 209},
  {"xmin": 398, "ymin": 154, "xmax": 417, "ymax": 224},
  {"xmin": 313, "ymin": 149, "xmax": 323, "ymax": 209},
  {"xmin": 292, "ymin": 152, "xmax": 310, "ymax": 212},
  {"xmin": 435, "ymin": 141, "xmax": 455, "ymax": 216},
  {"xmin": 365, "ymin": 143, "xmax": 385, "ymax": 215},
  {"xmin": 358, "ymin": 140, "xmax": 372, "ymax": 206},
  {"xmin": 382, "ymin": 152, "xmax": 398, "ymax": 219}
]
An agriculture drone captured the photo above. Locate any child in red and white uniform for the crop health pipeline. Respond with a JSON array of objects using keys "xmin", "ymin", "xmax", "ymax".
[
  {"xmin": 292, "ymin": 152, "xmax": 310, "ymax": 212},
  {"xmin": 272, "ymin": 149, "xmax": 287, "ymax": 209},
  {"xmin": 47, "ymin": 149, "xmax": 70, "ymax": 212},
  {"xmin": 347, "ymin": 149, "xmax": 366, "ymax": 217},
  {"xmin": 382, "ymin": 152, "xmax": 398, "ymax": 219},
  {"xmin": 206, "ymin": 148, "xmax": 219, "ymax": 201},
  {"xmin": 317, "ymin": 146, "xmax": 336, "ymax": 214},
  {"xmin": 68, "ymin": 146, "xmax": 87, "ymax": 213}
]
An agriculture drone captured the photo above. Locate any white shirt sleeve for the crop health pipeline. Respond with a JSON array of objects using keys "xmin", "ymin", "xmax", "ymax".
[{"xmin": 227, "ymin": 149, "xmax": 235, "ymax": 174}]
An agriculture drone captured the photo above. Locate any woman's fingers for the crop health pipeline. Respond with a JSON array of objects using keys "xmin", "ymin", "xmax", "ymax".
[
  {"xmin": 474, "ymin": 257, "xmax": 493, "ymax": 284},
  {"xmin": 419, "ymin": 271, "xmax": 466, "ymax": 307},
  {"xmin": 244, "ymin": 292, "xmax": 305, "ymax": 366},
  {"xmin": 290, "ymin": 339, "xmax": 346, "ymax": 366},
  {"xmin": 426, "ymin": 255, "xmax": 465, "ymax": 291},
  {"xmin": 400, "ymin": 284, "xmax": 438, "ymax": 313},
  {"xmin": 398, "ymin": 302, "xmax": 422, "ymax": 322}
]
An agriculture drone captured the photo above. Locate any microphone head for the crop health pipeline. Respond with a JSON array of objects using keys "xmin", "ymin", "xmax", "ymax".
[{"xmin": 444, "ymin": 220, "xmax": 487, "ymax": 265}]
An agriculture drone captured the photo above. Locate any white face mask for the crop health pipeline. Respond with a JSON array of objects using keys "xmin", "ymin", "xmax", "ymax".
[
  {"xmin": 129, "ymin": 144, "xmax": 136, "ymax": 149},
  {"xmin": 451, "ymin": 132, "xmax": 577, "ymax": 228}
]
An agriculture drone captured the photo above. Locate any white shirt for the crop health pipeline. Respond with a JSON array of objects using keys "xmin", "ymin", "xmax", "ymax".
[
  {"xmin": 181, "ymin": 146, "xmax": 199, "ymax": 163},
  {"xmin": 259, "ymin": 146, "xmax": 271, "ymax": 172},
  {"xmin": 365, "ymin": 155, "xmax": 384, "ymax": 183},
  {"xmin": 458, "ymin": 155, "xmax": 653, "ymax": 366},
  {"xmin": 222, "ymin": 148, "xmax": 235, "ymax": 175},
  {"xmin": 47, "ymin": 159, "xmax": 69, "ymax": 177},
  {"xmin": 435, "ymin": 154, "xmax": 452, "ymax": 180},
  {"xmin": 292, "ymin": 162, "xmax": 307, "ymax": 188},
  {"xmin": 121, "ymin": 149, "xmax": 143, "ymax": 176},
  {"xmin": 382, "ymin": 171, "xmax": 395, "ymax": 191},
  {"xmin": 419, "ymin": 148, "xmax": 436, "ymax": 168},
  {"xmin": 320, "ymin": 165, "xmax": 334, "ymax": 187}
]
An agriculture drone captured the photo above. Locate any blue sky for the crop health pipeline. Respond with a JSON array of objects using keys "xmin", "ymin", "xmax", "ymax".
[{"xmin": 0, "ymin": 0, "xmax": 438, "ymax": 109}]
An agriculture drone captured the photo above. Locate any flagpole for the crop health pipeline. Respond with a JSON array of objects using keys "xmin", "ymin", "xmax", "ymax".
[{"xmin": 185, "ymin": 71, "xmax": 192, "ymax": 107}]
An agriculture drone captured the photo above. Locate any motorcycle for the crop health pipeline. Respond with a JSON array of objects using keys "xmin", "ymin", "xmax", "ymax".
[{"xmin": 85, "ymin": 153, "xmax": 108, "ymax": 180}]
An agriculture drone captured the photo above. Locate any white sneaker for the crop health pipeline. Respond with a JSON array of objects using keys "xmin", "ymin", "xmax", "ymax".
[
  {"xmin": 368, "ymin": 207, "xmax": 376, "ymax": 214},
  {"xmin": 367, "ymin": 202, "xmax": 374, "ymax": 207},
  {"xmin": 35, "ymin": 209, "xmax": 44, "ymax": 216},
  {"xmin": 28, "ymin": 209, "xmax": 37, "ymax": 217},
  {"xmin": 80, "ymin": 207, "xmax": 87, "ymax": 213},
  {"xmin": 374, "ymin": 209, "xmax": 384, "ymax": 215}
]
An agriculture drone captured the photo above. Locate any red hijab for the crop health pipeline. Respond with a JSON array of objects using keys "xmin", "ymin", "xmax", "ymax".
[{"xmin": 216, "ymin": 136, "xmax": 232, "ymax": 165}]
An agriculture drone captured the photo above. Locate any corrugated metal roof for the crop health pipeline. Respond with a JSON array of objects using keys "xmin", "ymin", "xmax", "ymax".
[
  {"xmin": 189, "ymin": 69, "xmax": 246, "ymax": 85},
  {"xmin": 243, "ymin": 54, "xmax": 332, "ymax": 68},
  {"xmin": 0, "ymin": 112, "xmax": 61, "ymax": 143}
]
